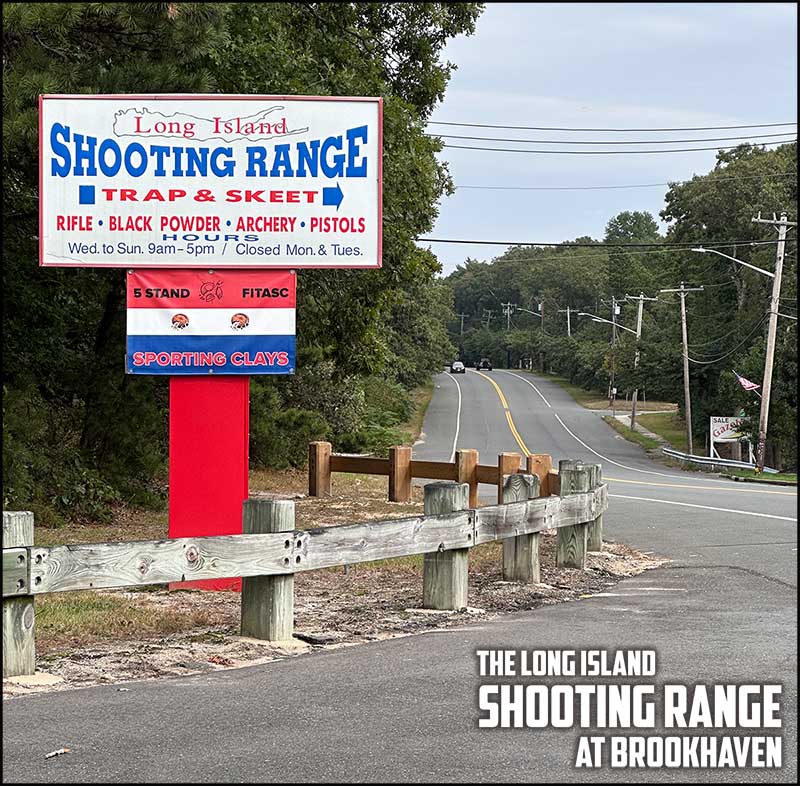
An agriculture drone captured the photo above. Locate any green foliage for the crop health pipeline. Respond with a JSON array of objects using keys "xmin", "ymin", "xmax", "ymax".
[
  {"xmin": 2, "ymin": 2, "xmax": 484, "ymax": 521},
  {"xmin": 335, "ymin": 376, "xmax": 414, "ymax": 456},
  {"xmin": 2, "ymin": 385, "xmax": 119, "ymax": 526},
  {"xmin": 248, "ymin": 381, "xmax": 329, "ymax": 470}
]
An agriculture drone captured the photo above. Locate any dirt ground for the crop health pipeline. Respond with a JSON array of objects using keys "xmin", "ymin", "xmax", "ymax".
[{"xmin": 4, "ymin": 531, "xmax": 666, "ymax": 698}]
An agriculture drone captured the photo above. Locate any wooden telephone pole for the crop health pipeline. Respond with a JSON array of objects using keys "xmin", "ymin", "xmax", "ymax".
[
  {"xmin": 659, "ymin": 283, "xmax": 704, "ymax": 455},
  {"xmin": 557, "ymin": 306, "xmax": 579, "ymax": 337},
  {"xmin": 625, "ymin": 292, "xmax": 658, "ymax": 431},
  {"xmin": 751, "ymin": 212, "xmax": 795, "ymax": 471}
]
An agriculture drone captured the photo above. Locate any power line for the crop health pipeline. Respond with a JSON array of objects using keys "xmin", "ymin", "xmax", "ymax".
[
  {"xmin": 460, "ymin": 239, "xmax": 790, "ymax": 266},
  {"xmin": 421, "ymin": 237, "xmax": 784, "ymax": 248},
  {"xmin": 689, "ymin": 278, "xmax": 739, "ymax": 290},
  {"xmin": 687, "ymin": 315, "xmax": 770, "ymax": 350},
  {"xmin": 687, "ymin": 315, "xmax": 769, "ymax": 365},
  {"xmin": 428, "ymin": 121, "xmax": 797, "ymax": 132},
  {"xmin": 453, "ymin": 171, "xmax": 797, "ymax": 192},
  {"xmin": 441, "ymin": 139, "xmax": 796, "ymax": 155},
  {"xmin": 429, "ymin": 131, "xmax": 795, "ymax": 145}
]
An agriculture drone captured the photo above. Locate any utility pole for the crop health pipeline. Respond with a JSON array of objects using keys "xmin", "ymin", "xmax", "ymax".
[
  {"xmin": 625, "ymin": 292, "xmax": 658, "ymax": 430},
  {"xmin": 538, "ymin": 299, "xmax": 545, "ymax": 372},
  {"xmin": 601, "ymin": 297, "xmax": 621, "ymax": 399},
  {"xmin": 660, "ymin": 282, "xmax": 704, "ymax": 454},
  {"xmin": 457, "ymin": 313, "xmax": 468, "ymax": 336},
  {"xmin": 557, "ymin": 306, "xmax": 578, "ymax": 337},
  {"xmin": 483, "ymin": 309, "xmax": 494, "ymax": 329},
  {"xmin": 501, "ymin": 302, "xmax": 515, "ymax": 331},
  {"xmin": 751, "ymin": 211, "xmax": 796, "ymax": 471}
]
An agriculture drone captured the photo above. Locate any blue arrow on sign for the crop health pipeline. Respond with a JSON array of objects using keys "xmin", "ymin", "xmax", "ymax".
[{"xmin": 322, "ymin": 182, "xmax": 344, "ymax": 210}]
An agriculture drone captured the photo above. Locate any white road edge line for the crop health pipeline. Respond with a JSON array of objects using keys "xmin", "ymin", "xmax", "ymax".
[
  {"xmin": 492, "ymin": 370, "xmax": 790, "ymax": 491},
  {"xmin": 552, "ymin": 411, "xmax": 751, "ymax": 485},
  {"xmin": 609, "ymin": 493, "xmax": 798, "ymax": 522},
  {"xmin": 446, "ymin": 372, "xmax": 462, "ymax": 462},
  {"xmin": 499, "ymin": 369, "xmax": 552, "ymax": 408}
]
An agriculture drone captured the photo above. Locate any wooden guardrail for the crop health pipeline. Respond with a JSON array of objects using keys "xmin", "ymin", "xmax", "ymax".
[
  {"xmin": 309, "ymin": 441, "xmax": 559, "ymax": 506},
  {"xmin": 2, "ymin": 461, "xmax": 605, "ymax": 678}
]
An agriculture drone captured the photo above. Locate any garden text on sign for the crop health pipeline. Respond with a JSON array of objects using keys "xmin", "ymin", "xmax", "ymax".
[
  {"xmin": 40, "ymin": 95, "xmax": 382, "ymax": 268},
  {"xmin": 126, "ymin": 269, "xmax": 296, "ymax": 375}
]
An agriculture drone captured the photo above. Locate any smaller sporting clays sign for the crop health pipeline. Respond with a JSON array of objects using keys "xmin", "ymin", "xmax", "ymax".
[
  {"xmin": 40, "ymin": 94, "xmax": 382, "ymax": 268},
  {"xmin": 126, "ymin": 269, "xmax": 295, "ymax": 375}
]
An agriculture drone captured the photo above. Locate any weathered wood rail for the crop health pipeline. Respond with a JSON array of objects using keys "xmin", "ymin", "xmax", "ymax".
[
  {"xmin": 3, "ymin": 460, "xmax": 605, "ymax": 678},
  {"xmin": 309, "ymin": 441, "xmax": 559, "ymax": 506}
]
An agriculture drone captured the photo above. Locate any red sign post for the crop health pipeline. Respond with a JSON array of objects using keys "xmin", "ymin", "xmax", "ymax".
[{"xmin": 169, "ymin": 377, "xmax": 249, "ymax": 590}]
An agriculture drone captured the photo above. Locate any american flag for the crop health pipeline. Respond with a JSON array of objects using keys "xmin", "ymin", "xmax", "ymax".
[{"xmin": 733, "ymin": 370, "xmax": 760, "ymax": 392}]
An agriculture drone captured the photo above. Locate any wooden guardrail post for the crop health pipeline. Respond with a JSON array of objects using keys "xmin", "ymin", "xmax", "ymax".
[
  {"xmin": 308, "ymin": 441, "xmax": 332, "ymax": 497},
  {"xmin": 581, "ymin": 462, "xmax": 604, "ymax": 551},
  {"xmin": 527, "ymin": 454, "xmax": 553, "ymax": 496},
  {"xmin": 388, "ymin": 446, "xmax": 412, "ymax": 502},
  {"xmin": 456, "ymin": 448, "xmax": 479, "ymax": 507},
  {"xmin": 502, "ymin": 474, "xmax": 541, "ymax": 582},
  {"xmin": 557, "ymin": 463, "xmax": 590, "ymax": 569},
  {"xmin": 3, "ymin": 511, "xmax": 35, "ymax": 678},
  {"xmin": 422, "ymin": 482, "xmax": 470, "ymax": 610},
  {"xmin": 497, "ymin": 452, "xmax": 522, "ymax": 503},
  {"xmin": 241, "ymin": 499, "xmax": 295, "ymax": 641}
]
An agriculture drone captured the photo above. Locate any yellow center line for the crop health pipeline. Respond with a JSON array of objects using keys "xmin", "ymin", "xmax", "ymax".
[
  {"xmin": 473, "ymin": 369, "xmax": 531, "ymax": 455},
  {"xmin": 470, "ymin": 370, "xmax": 795, "ymax": 497}
]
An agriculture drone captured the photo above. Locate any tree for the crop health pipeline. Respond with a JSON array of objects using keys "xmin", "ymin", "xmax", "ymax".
[
  {"xmin": 604, "ymin": 211, "xmax": 662, "ymax": 297},
  {"xmin": 2, "ymin": 2, "xmax": 484, "ymax": 521}
]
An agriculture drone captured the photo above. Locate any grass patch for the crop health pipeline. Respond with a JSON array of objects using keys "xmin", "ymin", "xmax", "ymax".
[
  {"xmin": 35, "ymin": 591, "xmax": 216, "ymax": 653},
  {"xmin": 403, "ymin": 380, "xmax": 435, "ymax": 444},
  {"xmin": 535, "ymin": 373, "xmax": 676, "ymax": 412},
  {"xmin": 603, "ymin": 416, "xmax": 661, "ymax": 451},
  {"xmin": 34, "ymin": 508, "xmax": 168, "ymax": 547},
  {"xmin": 637, "ymin": 412, "xmax": 689, "ymax": 453},
  {"xmin": 721, "ymin": 468, "xmax": 797, "ymax": 483},
  {"xmin": 541, "ymin": 375, "xmax": 599, "ymax": 407}
]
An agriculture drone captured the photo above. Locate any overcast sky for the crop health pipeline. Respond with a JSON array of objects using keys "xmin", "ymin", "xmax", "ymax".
[{"xmin": 423, "ymin": 3, "xmax": 798, "ymax": 274}]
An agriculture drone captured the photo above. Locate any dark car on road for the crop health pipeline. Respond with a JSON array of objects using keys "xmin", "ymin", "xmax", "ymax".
[{"xmin": 477, "ymin": 357, "xmax": 493, "ymax": 371}]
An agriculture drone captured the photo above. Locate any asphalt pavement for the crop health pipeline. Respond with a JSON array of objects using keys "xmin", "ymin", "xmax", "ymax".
[
  {"xmin": 415, "ymin": 369, "xmax": 797, "ymax": 582},
  {"xmin": 2, "ymin": 368, "xmax": 797, "ymax": 783}
]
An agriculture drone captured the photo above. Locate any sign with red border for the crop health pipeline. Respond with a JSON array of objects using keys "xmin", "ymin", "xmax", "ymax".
[
  {"xmin": 126, "ymin": 269, "xmax": 296, "ymax": 375},
  {"xmin": 40, "ymin": 94, "xmax": 382, "ymax": 268}
]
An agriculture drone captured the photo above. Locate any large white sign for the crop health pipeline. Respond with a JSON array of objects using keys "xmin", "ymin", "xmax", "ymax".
[{"xmin": 40, "ymin": 95, "xmax": 382, "ymax": 268}]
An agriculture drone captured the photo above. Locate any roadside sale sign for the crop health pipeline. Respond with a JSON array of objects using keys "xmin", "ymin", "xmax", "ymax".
[
  {"xmin": 40, "ymin": 94, "xmax": 382, "ymax": 268},
  {"xmin": 126, "ymin": 269, "xmax": 296, "ymax": 375},
  {"xmin": 710, "ymin": 416, "xmax": 749, "ymax": 442}
]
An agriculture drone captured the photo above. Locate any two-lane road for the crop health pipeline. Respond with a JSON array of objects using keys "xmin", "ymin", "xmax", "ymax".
[{"xmin": 415, "ymin": 369, "xmax": 797, "ymax": 583}]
